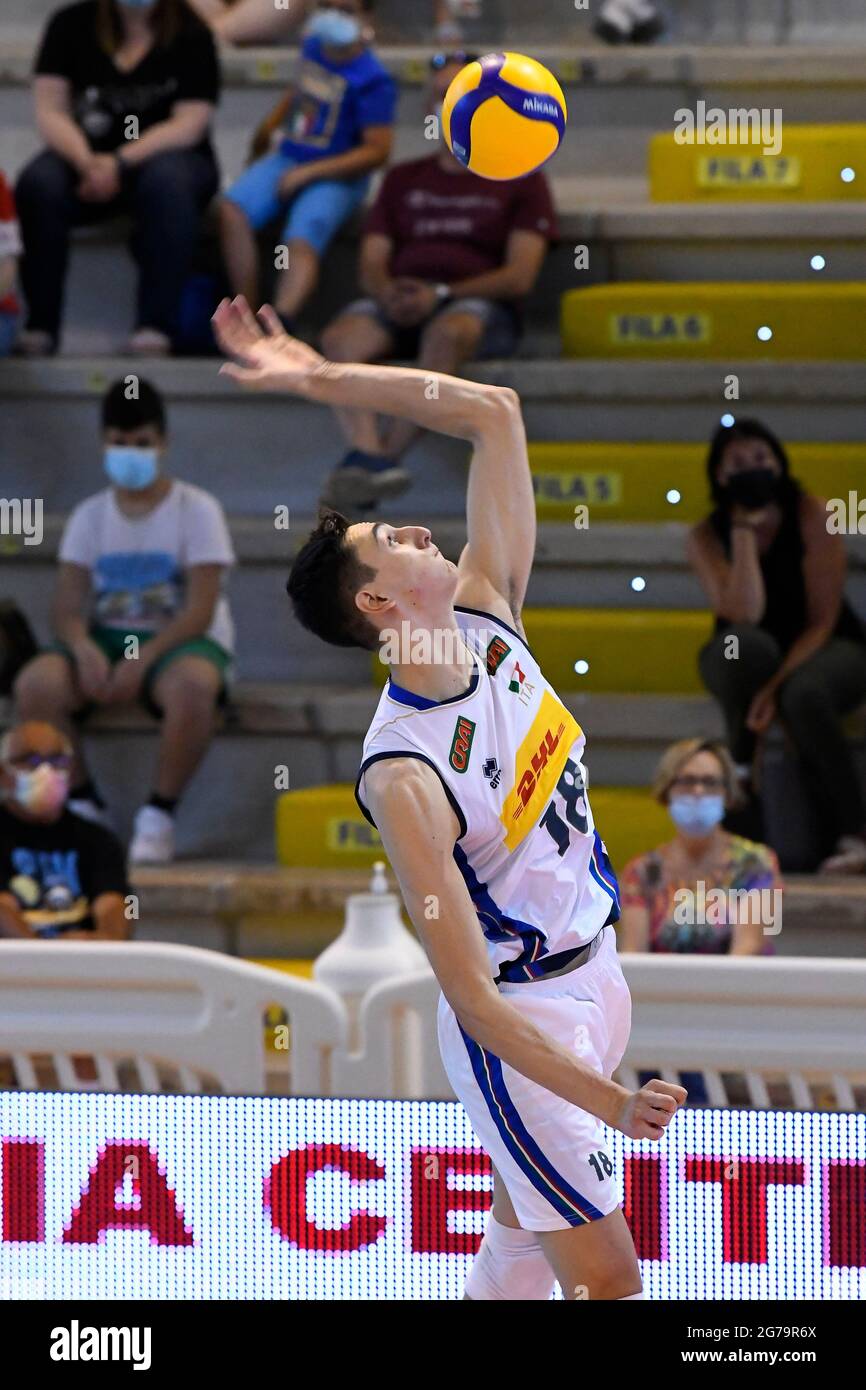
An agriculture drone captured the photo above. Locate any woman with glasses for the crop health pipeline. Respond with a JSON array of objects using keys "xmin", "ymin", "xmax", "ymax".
[{"xmin": 618, "ymin": 738, "xmax": 782, "ymax": 957}]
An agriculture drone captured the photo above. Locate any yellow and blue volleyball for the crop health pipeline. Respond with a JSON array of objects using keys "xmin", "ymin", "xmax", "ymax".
[{"xmin": 441, "ymin": 51, "xmax": 567, "ymax": 181}]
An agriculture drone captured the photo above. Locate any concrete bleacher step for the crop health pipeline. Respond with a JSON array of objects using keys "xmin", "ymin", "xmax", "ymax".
[
  {"xmin": 130, "ymin": 860, "xmax": 866, "ymax": 960},
  {"xmin": 3, "ymin": 27, "xmax": 866, "ymax": 338},
  {"xmin": 11, "ymin": 194, "xmax": 866, "ymax": 358},
  {"xmin": 5, "ymin": 361, "xmax": 866, "ymax": 520},
  {"xmin": 650, "ymin": 123, "xmax": 866, "ymax": 202},
  {"xmin": 9, "ymin": 522, "xmax": 863, "ymax": 690}
]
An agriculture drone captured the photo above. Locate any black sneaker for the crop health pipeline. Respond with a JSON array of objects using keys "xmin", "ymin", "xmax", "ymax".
[{"xmin": 320, "ymin": 450, "xmax": 411, "ymax": 514}]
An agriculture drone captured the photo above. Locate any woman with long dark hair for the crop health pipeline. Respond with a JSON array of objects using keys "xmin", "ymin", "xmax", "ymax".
[
  {"xmin": 688, "ymin": 418, "xmax": 866, "ymax": 873},
  {"xmin": 15, "ymin": 0, "xmax": 220, "ymax": 356}
]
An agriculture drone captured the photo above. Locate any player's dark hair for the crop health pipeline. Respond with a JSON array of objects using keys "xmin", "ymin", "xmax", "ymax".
[
  {"xmin": 287, "ymin": 510, "xmax": 380, "ymax": 651},
  {"xmin": 101, "ymin": 378, "xmax": 167, "ymax": 436}
]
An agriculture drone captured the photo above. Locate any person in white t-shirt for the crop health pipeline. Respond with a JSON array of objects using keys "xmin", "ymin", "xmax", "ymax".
[{"xmin": 13, "ymin": 379, "xmax": 236, "ymax": 864}]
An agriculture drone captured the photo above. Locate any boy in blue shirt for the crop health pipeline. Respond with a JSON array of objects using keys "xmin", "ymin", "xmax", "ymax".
[{"xmin": 218, "ymin": 0, "xmax": 395, "ymax": 326}]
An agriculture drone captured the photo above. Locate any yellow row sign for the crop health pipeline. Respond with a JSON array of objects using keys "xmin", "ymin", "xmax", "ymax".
[
  {"xmin": 698, "ymin": 155, "xmax": 801, "ymax": 189},
  {"xmin": 532, "ymin": 470, "xmax": 622, "ymax": 508}
]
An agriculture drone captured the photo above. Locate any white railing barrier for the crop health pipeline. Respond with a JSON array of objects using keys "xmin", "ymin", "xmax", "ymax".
[
  {"xmin": 1, "ymin": 943, "xmax": 865, "ymax": 1107},
  {"xmin": 331, "ymin": 968, "xmax": 449, "ymax": 1099},
  {"xmin": 619, "ymin": 952, "xmax": 866, "ymax": 1110},
  {"xmin": 0, "ymin": 941, "xmax": 346, "ymax": 1095}
]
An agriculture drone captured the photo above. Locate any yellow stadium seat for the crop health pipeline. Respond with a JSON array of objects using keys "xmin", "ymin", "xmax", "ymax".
[
  {"xmin": 649, "ymin": 122, "xmax": 866, "ymax": 202},
  {"xmin": 561, "ymin": 282, "xmax": 866, "ymax": 359},
  {"xmin": 530, "ymin": 442, "xmax": 866, "ymax": 522},
  {"xmin": 523, "ymin": 609, "xmax": 714, "ymax": 693},
  {"xmin": 371, "ymin": 609, "xmax": 714, "ymax": 693},
  {"xmin": 277, "ymin": 783, "xmax": 382, "ymax": 869},
  {"xmin": 274, "ymin": 785, "xmax": 670, "ymax": 880}
]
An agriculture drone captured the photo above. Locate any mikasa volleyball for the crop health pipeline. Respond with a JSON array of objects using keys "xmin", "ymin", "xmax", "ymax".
[{"xmin": 441, "ymin": 51, "xmax": 568, "ymax": 180}]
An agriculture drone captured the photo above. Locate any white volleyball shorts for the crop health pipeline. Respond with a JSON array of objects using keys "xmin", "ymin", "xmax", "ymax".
[{"xmin": 437, "ymin": 926, "xmax": 632, "ymax": 1232}]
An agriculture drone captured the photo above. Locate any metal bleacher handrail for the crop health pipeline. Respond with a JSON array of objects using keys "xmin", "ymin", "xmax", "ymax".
[{"xmin": 0, "ymin": 943, "xmax": 864, "ymax": 1107}]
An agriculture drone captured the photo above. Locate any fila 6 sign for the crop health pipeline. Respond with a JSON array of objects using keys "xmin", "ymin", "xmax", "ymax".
[{"xmin": 0, "ymin": 1095, "xmax": 863, "ymax": 1300}]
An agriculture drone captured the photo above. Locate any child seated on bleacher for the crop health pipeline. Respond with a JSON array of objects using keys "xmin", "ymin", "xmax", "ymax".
[
  {"xmin": 217, "ymin": 0, "xmax": 396, "ymax": 330},
  {"xmin": 13, "ymin": 379, "xmax": 236, "ymax": 866}
]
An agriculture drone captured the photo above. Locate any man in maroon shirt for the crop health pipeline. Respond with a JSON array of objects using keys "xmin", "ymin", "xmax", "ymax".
[{"xmin": 319, "ymin": 52, "xmax": 557, "ymax": 511}]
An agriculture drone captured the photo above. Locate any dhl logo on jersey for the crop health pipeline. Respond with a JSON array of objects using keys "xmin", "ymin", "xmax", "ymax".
[{"xmin": 499, "ymin": 690, "xmax": 582, "ymax": 851}]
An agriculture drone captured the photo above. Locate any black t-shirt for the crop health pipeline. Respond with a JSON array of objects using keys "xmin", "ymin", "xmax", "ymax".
[
  {"xmin": 34, "ymin": 0, "xmax": 220, "ymax": 154},
  {"xmin": 0, "ymin": 806, "xmax": 128, "ymax": 936}
]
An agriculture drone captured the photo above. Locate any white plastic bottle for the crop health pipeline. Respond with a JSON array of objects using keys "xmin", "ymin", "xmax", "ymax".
[{"xmin": 313, "ymin": 861, "xmax": 428, "ymax": 1052}]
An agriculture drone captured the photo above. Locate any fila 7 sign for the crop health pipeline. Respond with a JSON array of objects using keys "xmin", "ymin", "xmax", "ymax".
[{"xmin": 0, "ymin": 1095, "xmax": 863, "ymax": 1300}]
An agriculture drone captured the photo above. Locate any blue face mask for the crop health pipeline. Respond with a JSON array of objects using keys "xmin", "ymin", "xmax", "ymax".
[
  {"xmin": 104, "ymin": 445, "xmax": 159, "ymax": 491},
  {"xmin": 669, "ymin": 794, "xmax": 725, "ymax": 835},
  {"xmin": 306, "ymin": 7, "xmax": 362, "ymax": 45}
]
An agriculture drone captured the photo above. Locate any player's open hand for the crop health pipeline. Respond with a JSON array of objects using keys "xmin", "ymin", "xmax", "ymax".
[
  {"xmin": 212, "ymin": 296, "xmax": 326, "ymax": 394},
  {"xmin": 615, "ymin": 1079, "xmax": 687, "ymax": 1141}
]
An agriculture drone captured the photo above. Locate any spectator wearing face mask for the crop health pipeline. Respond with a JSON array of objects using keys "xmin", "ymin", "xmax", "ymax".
[
  {"xmin": 13, "ymin": 379, "xmax": 236, "ymax": 865},
  {"xmin": 688, "ymin": 420, "xmax": 866, "ymax": 874},
  {"xmin": 317, "ymin": 50, "xmax": 557, "ymax": 511},
  {"xmin": 0, "ymin": 721, "xmax": 129, "ymax": 939},
  {"xmin": 217, "ymin": 0, "xmax": 395, "ymax": 330},
  {"xmin": 619, "ymin": 739, "xmax": 782, "ymax": 956},
  {"xmin": 15, "ymin": 0, "xmax": 221, "ymax": 357}
]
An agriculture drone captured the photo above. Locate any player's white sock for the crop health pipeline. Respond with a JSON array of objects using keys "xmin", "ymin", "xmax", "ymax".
[
  {"xmin": 464, "ymin": 1215, "xmax": 556, "ymax": 1301},
  {"xmin": 618, "ymin": 1290, "xmax": 646, "ymax": 1299}
]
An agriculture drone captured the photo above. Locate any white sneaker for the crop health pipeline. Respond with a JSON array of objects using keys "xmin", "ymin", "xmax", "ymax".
[{"xmin": 128, "ymin": 806, "xmax": 175, "ymax": 865}]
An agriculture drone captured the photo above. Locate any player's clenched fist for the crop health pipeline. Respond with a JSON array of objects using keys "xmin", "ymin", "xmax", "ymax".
[{"xmin": 615, "ymin": 1079, "xmax": 688, "ymax": 1141}]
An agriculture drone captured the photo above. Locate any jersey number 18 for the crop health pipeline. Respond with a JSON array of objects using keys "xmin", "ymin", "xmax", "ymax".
[{"xmin": 540, "ymin": 757, "xmax": 589, "ymax": 856}]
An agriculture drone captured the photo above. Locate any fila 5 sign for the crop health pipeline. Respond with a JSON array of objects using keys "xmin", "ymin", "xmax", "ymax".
[{"xmin": 0, "ymin": 1095, "xmax": 863, "ymax": 1300}]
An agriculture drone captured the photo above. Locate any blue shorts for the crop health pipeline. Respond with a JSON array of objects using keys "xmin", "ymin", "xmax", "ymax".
[
  {"xmin": 224, "ymin": 150, "xmax": 369, "ymax": 256},
  {"xmin": 0, "ymin": 309, "xmax": 19, "ymax": 356}
]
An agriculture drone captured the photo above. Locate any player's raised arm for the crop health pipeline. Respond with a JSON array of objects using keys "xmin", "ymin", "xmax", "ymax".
[
  {"xmin": 363, "ymin": 757, "xmax": 685, "ymax": 1142},
  {"xmin": 212, "ymin": 296, "xmax": 535, "ymax": 625}
]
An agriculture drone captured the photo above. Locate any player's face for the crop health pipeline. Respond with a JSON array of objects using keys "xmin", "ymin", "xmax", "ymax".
[
  {"xmin": 348, "ymin": 521, "xmax": 458, "ymax": 624},
  {"xmin": 716, "ymin": 437, "xmax": 781, "ymax": 484}
]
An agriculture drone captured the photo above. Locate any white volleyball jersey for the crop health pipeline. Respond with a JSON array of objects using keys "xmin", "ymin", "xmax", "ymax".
[{"xmin": 355, "ymin": 606, "xmax": 621, "ymax": 983}]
